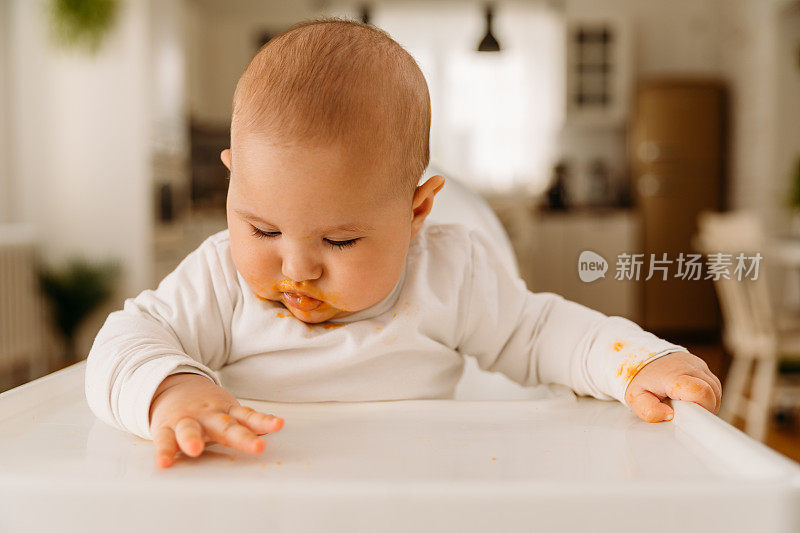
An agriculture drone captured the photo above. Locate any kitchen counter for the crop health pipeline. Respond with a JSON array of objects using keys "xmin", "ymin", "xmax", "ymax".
[{"xmin": 0, "ymin": 361, "xmax": 798, "ymax": 532}]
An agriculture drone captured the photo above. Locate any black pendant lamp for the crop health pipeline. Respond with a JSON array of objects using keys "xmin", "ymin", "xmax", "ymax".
[
  {"xmin": 359, "ymin": 3, "xmax": 371, "ymax": 25},
  {"xmin": 477, "ymin": 3, "xmax": 501, "ymax": 52}
]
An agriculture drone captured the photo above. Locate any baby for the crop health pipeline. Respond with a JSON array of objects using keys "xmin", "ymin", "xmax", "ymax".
[{"xmin": 85, "ymin": 18, "xmax": 722, "ymax": 469}]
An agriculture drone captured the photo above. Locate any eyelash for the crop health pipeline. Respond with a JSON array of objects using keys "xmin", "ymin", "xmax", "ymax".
[{"xmin": 248, "ymin": 225, "xmax": 359, "ymax": 249}]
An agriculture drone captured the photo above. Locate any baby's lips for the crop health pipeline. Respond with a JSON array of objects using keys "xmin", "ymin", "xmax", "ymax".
[{"xmin": 282, "ymin": 291, "xmax": 323, "ymax": 311}]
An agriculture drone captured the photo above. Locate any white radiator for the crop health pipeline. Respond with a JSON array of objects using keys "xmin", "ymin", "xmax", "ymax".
[{"xmin": 0, "ymin": 225, "xmax": 46, "ymax": 379}]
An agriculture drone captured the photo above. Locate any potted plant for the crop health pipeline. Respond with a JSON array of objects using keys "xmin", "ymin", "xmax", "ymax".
[
  {"xmin": 47, "ymin": 0, "xmax": 120, "ymax": 54},
  {"xmin": 37, "ymin": 257, "xmax": 121, "ymax": 364},
  {"xmin": 788, "ymin": 156, "xmax": 800, "ymax": 235}
]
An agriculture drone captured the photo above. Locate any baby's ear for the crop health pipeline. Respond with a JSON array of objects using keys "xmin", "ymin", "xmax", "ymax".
[
  {"xmin": 220, "ymin": 149, "xmax": 232, "ymax": 170},
  {"xmin": 410, "ymin": 175, "xmax": 446, "ymax": 237}
]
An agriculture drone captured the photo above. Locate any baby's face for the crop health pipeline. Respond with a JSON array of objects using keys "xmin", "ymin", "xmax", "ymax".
[{"xmin": 223, "ymin": 136, "xmax": 417, "ymax": 324}]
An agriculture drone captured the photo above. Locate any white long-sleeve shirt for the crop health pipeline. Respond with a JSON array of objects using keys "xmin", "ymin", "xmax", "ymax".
[{"xmin": 85, "ymin": 222, "xmax": 686, "ymax": 441}]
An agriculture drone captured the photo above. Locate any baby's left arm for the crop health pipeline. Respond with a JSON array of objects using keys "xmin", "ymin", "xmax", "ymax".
[{"xmin": 625, "ymin": 351, "xmax": 722, "ymax": 422}]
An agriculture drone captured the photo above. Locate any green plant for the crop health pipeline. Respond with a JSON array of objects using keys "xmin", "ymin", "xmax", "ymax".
[
  {"xmin": 47, "ymin": 0, "xmax": 120, "ymax": 54},
  {"xmin": 788, "ymin": 156, "xmax": 800, "ymax": 210},
  {"xmin": 37, "ymin": 257, "xmax": 121, "ymax": 364}
]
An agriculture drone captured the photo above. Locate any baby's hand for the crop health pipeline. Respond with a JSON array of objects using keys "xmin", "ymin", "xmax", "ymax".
[
  {"xmin": 148, "ymin": 373, "xmax": 284, "ymax": 468},
  {"xmin": 625, "ymin": 351, "xmax": 722, "ymax": 423}
]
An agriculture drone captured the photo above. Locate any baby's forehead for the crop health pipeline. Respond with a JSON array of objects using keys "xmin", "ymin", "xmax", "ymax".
[{"xmin": 231, "ymin": 134, "xmax": 396, "ymax": 197}]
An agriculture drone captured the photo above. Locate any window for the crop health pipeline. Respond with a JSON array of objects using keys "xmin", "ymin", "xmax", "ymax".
[{"xmin": 372, "ymin": 3, "xmax": 564, "ymax": 194}]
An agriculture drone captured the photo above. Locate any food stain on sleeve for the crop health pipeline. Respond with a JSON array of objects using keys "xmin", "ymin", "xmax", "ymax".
[
  {"xmin": 615, "ymin": 351, "xmax": 658, "ymax": 382},
  {"xmin": 613, "ymin": 341, "xmax": 625, "ymax": 352}
]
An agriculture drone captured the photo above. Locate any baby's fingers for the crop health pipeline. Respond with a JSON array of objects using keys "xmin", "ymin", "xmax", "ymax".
[
  {"xmin": 153, "ymin": 426, "xmax": 179, "ymax": 469},
  {"xmin": 667, "ymin": 375, "xmax": 717, "ymax": 414},
  {"xmin": 203, "ymin": 412, "xmax": 266, "ymax": 455},
  {"xmin": 627, "ymin": 389, "xmax": 674, "ymax": 423},
  {"xmin": 229, "ymin": 405, "xmax": 284, "ymax": 435},
  {"xmin": 174, "ymin": 417, "xmax": 205, "ymax": 457}
]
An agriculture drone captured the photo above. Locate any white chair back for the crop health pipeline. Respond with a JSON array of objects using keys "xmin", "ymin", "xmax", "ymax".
[{"xmin": 695, "ymin": 211, "xmax": 775, "ymax": 357}]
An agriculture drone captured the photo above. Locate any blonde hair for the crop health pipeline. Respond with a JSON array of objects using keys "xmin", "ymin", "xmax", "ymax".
[{"xmin": 231, "ymin": 17, "xmax": 431, "ymax": 201}]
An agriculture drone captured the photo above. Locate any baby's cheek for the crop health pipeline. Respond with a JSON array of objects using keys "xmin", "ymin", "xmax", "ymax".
[
  {"xmin": 231, "ymin": 244, "xmax": 279, "ymax": 295},
  {"xmin": 335, "ymin": 254, "xmax": 400, "ymax": 310}
]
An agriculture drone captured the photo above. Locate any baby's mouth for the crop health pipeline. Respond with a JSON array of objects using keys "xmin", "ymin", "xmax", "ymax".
[{"xmin": 282, "ymin": 291, "xmax": 323, "ymax": 311}]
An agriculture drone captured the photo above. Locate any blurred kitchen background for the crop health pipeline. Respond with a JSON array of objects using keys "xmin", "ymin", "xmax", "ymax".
[{"xmin": 1, "ymin": 0, "xmax": 800, "ymax": 456}]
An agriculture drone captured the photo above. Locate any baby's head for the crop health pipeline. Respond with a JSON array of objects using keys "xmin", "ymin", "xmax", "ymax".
[{"xmin": 222, "ymin": 18, "xmax": 445, "ymax": 324}]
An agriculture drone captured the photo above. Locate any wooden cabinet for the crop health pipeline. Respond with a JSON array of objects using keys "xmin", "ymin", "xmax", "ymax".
[{"xmin": 631, "ymin": 80, "xmax": 725, "ymax": 334}]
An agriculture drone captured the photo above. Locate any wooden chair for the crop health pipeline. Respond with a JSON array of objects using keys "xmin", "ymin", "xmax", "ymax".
[{"xmin": 694, "ymin": 211, "xmax": 799, "ymax": 441}]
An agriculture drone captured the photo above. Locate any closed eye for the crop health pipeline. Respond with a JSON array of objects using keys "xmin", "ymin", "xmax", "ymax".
[
  {"xmin": 249, "ymin": 226, "xmax": 280, "ymax": 239},
  {"xmin": 325, "ymin": 238, "xmax": 359, "ymax": 249},
  {"xmin": 249, "ymin": 225, "xmax": 360, "ymax": 249}
]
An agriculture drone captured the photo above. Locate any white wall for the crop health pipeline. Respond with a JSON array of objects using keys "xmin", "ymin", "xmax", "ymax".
[
  {"xmin": 187, "ymin": 0, "xmax": 325, "ymax": 126},
  {"xmin": 6, "ymin": 0, "xmax": 153, "ymax": 297},
  {"xmin": 0, "ymin": 0, "xmax": 11, "ymax": 224}
]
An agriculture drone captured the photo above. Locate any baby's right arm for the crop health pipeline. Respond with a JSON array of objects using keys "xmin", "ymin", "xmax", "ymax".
[
  {"xmin": 148, "ymin": 372, "xmax": 283, "ymax": 468},
  {"xmin": 84, "ymin": 232, "xmax": 278, "ymax": 462}
]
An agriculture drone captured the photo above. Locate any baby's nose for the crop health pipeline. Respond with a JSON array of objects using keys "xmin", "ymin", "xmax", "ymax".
[{"xmin": 281, "ymin": 252, "xmax": 322, "ymax": 282}]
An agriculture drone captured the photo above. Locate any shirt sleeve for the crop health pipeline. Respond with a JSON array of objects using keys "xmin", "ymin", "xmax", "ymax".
[
  {"xmin": 455, "ymin": 228, "xmax": 686, "ymax": 405},
  {"xmin": 84, "ymin": 236, "xmax": 234, "ymax": 441}
]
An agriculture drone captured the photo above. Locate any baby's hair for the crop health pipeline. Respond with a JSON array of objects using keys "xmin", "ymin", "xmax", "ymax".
[{"xmin": 231, "ymin": 17, "xmax": 431, "ymax": 202}]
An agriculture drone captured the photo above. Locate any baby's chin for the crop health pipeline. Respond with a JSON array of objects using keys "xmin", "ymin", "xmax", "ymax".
[{"xmin": 282, "ymin": 301, "xmax": 354, "ymax": 324}]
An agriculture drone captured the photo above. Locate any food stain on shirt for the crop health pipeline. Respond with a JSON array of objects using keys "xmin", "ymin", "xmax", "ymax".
[
  {"xmin": 615, "ymin": 351, "xmax": 658, "ymax": 383},
  {"xmin": 613, "ymin": 341, "xmax": 624, "ymax": 352},
  {"xmin": 321, "ymin": 323, "xmax": 344, "ymax": 329}
]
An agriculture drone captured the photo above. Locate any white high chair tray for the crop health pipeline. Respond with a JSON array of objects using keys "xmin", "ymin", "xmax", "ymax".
[{"xmin": 0, "ymin": 361, "xmax": 797, "ymax": 533}]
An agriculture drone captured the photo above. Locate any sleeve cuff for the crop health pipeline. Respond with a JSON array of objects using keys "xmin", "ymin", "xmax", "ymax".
[
  {"xmin": 586, "ymin": 316, "xmax": 686, "ymax": 405},
  {"xmin": 116, "ymin": 355, "xmax": 222, "ymax": 441},
  {"xmin": 620, "ymin": 348, "xmax": 686, "ymax": 406}
]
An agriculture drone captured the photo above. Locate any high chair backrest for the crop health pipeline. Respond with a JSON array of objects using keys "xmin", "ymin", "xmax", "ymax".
[{"xmin": 695, "ymin": 211, "xmax": 776, "ymax": 355}]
